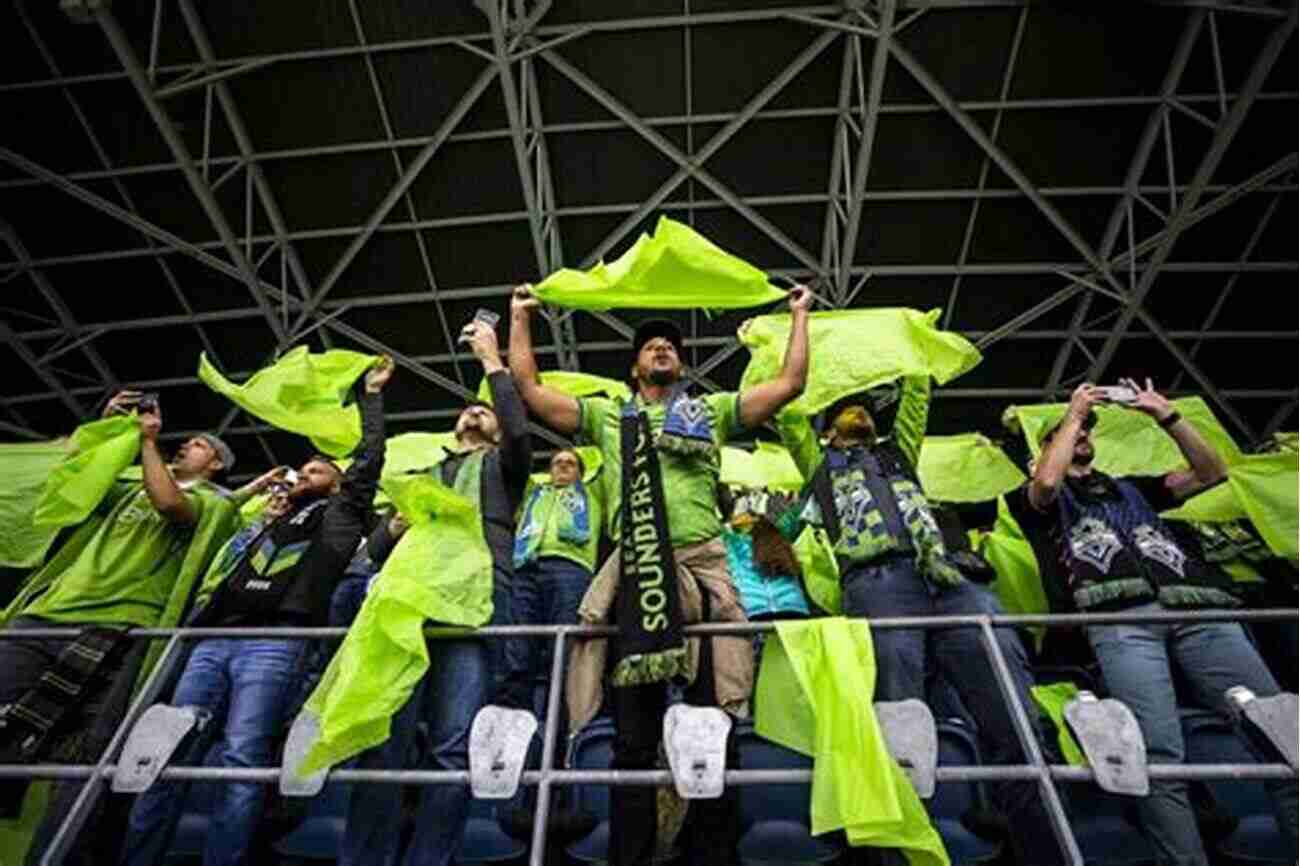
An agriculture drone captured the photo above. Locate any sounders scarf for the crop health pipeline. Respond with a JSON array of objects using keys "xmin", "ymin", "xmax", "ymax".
[
  {"xmin": 656, "ymin": 389, "xmax": 716, "ymax": 457},
  {"xmin": 512, "ymin": 482, "xmax": 591, "ymax": 569},
  {"xmin": 611, "ymin": 402, "xmax": 686, "ymax": 687}
]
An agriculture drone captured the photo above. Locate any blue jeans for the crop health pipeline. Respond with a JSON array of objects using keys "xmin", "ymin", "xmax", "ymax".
[
  {"xmin": 121, "ymin": 638, "xmax": 307, "ymax": 866},
  {"xmin": 341, "ymin": 638, "xmax": 494, "ymax": 866},
  {"xmin": 330, "ymin": 574, "xmax": 372, "ymax": 627},
  {"xmin": 1088, "ymin": 601, "xmax": 1299, "ymax": 866},
  {"xmin": 502, "ymin": 557, "xmax": 591, "ymax": 717},
  {"xmin": 841, "ymin": 558, "xmax": 1069, "ymax": 866}
]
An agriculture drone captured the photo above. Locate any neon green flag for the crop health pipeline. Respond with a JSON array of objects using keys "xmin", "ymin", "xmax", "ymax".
[
  {"xmin": 198, "ymin": 347, "xmax": 376, "ymax": 458},
  {"xmin": 1031, "ymin": 683, "xmax": 1087, "ymax": 767},
  {"xmin": 720, "ymin": 442, "xmax": 805, "ymax": 492},
  {"xmin": 917, "ymin": 434, "xmax": 1026, "ymax": 504},
  {"xmin": 0, "ymin": 440, "xmax": 70, "ymax": 568},
  {"xmin": 297, "ymin": 472, "xmax": 493, "ymax": 774},
  {"xmin": 1270, "ymin": 432, "xmax": 1297, "ymax": 454},
  {"xmin": 793, "ymin": 526, "xmax": 841, "ymax": 614},
  {"xmin": 973, "ymin": 497, "xmax": 1048, "ymax": 647},
  {"xmin": 31, "ymin": 415, "xmax": 141, "ymax": 529},
  {"xmin": 477, "ymin": 370, "xmax": 630, "ymax": 404},
  {"xmin": 531, "ymin": 216, "xmax": 786, "ymax": 311},
  {"xmin": 740, "ymin": 309, "xmax": 981, "ymax": 417},
  {"xmin": 1006, "ymin": 397, "xmax": 1241, "ymax": 476},
  {"xmin": 756, "ymin": 618, "xmax": 948, "ymax": 866},
  {"xmin": 1229, "ymin": 451, "xmax": 1298, "ymax": 561}
]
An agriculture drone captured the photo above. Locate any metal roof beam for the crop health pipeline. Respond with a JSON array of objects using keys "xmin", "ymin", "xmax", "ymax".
[{"xmin": 1086, "ymin": 6, "xmax": 1297, "ymax": 385}]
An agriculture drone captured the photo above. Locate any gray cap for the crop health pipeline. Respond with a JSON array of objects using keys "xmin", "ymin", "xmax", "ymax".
[{"xmin": 196, "ymin": 433, "xmax": 236, "ymax": 474}]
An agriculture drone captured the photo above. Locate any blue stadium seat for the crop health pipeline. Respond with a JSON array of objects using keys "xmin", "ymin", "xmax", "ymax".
[
  {"xmin": 164, "ymin": 742, "xmax": 223, "ymax": 861},
  {"xmin": 930, "ymin": 720, "xmax": 1002, "ymax": 866},
  {"xmin": 271, "ymin": 779, "xmax": 353, "ymax": 860},
  {"xmin": 566, "ymin": 717, "xmax": 614, "ymax": 864},
  {"xmin": 735, "ymin": 723, "xmax": 843, "ymax": 865},
  {"xmin": 1181, "ymin": 708, "xmax": 1292, "ymax": 865},
  {"xmin": 455, "ymin": 795, "xmax": 527, "ymax": 864},
  {"xmin": 1066, "ymin": 778, "xmax": 1154, "ymax": 866}
]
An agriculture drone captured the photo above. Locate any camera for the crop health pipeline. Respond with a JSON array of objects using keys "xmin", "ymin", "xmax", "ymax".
[{"xmin": 137, "ymin": 393, "xmax": 160, "ymax": 414}]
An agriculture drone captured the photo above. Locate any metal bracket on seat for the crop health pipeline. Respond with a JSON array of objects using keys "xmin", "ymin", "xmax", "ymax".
[
  {"xmin": 280, "ymin": 709, "xmax": 328, "ymax": 798},
  {"xmin": 1064, "ymin": 691, "xmax": 1149, "ymax": 796},
  {"xmin": 112, "ymin": 704, "xmax": 209, "ymax": 794},
  {"xmin": 469, "ymin": 705, "xmax": 537, "ymax": 799},
  {"xmin": 663, "ymin": 704, "xmax": 732, "ymax": 800},
  {"xmin": 1227, "ymin": 687, "xmax": 1298, "ymax": 771},
  {"xmin": 874, "ymin": 699, "xmax": 938, "ymax": 799}
]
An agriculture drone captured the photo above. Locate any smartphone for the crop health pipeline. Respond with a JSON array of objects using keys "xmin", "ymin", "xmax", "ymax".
[
  {"xmin": 473, "ymin": 308, "xmax": 500, "ymax": 329},
  {"xmin": 137, "ymin": 393, "xmax": 160, "ymax": 414},
  {"xmin": 1097, "ymin": 385, "xmax": 1138, "ymax": 405}
]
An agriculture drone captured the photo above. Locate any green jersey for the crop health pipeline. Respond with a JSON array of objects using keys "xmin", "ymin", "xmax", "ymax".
[
  {"xmin": 22, "ymin": 481, "xmax": 207, "ymax": 627},
  {"xmin": 578, "ymin": 391, "xmax": 743, "ymax": 548}
]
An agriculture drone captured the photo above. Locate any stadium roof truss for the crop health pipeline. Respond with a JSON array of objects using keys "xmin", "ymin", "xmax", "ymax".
[{"xmin": 0, "ymin": 0, "xmax": 1295, "ymax": 480}]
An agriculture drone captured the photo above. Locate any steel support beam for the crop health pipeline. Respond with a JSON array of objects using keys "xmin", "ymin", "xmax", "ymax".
[
  {"xmin": 0, "ymin": 317, "xmax": 87, "ymax": 420},
  {"xmin": 93, "ymin": 7, "xmax": 287, "ymax": 344},
  {"xmin": 1086, "ymin": 6, "xmax": 1298, "ymax": 383}
]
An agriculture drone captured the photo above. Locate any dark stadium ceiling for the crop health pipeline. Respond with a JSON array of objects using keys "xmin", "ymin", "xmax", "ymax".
[{"xmin": 0, "ymin": 0, "xmax": 1296, "ymax": 480}]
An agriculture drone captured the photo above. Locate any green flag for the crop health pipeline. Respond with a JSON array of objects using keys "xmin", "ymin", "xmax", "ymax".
[
  {"xmin": 1031, "ymin": 683, "xmax": 1087, "ymax": 767},
  {"xmin": 756, "ymin": 618, "xmax": 949, "ymax": 866},
  {"xmin": 1228, "ymin": 451, "xmax": 1298, "ymax": 561},
  {"xmin": 917, "ymin": 434, "xmax": 1026, "ymax": 504},
  {"xmin": 531, "ymin": 216, "xmax": 786, "ymax": 311},
  {"xmin": 297, "ymin": 472, "xmax": 493, "ymax": 774},
  {"xmin": 477, "ymin": 370, "xmax": 630, "ymax": 404},
  {"xmin": 740, "ymin": 309, "xmax": 981, "ymax": 418},
  {"xmin": 198, "ymin": 347, "xmax": 376, "ymax": 458},
  {"xmin": 1005, "ymin": 397, "xmax": 1241, "ymax": 476},
  {"xmin": 0, "ymin": 439, "xmax": 70, "ymax": 568},
  {"xmin": 720, "ymin": 442, "xmax": 805, "ymax": 492},
  {"xmin": 31, "ymin": 415, "xmax": 141, "ymax": 529},
  {"xmin": 973, "ymin": 497, "xmax": 1049, "ymax": 647}
]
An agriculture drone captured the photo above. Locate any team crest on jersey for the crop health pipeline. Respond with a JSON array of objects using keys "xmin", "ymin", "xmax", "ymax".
[
  {"xmin": 1069, "ymin": 517, "xmax": 1123, "ymax": 573},
  {"xmin": 1132, "ymin": 524, "xmax": 1187, "ymax": 576}
]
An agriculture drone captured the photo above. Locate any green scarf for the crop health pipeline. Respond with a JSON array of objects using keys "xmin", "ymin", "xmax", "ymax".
[
  {"xmin": 296, "ymin": 464, "xmax": 494, "ymax": 776},
  {"xmin": 532, "ymin": 216, "xmax": 786, "ymax": 311},
  {"xmin": 755, "ymin": 618, "xmax": 948, "ymax": 865},
  {"xmin": 198, "ymin": 347, "xmax": 376, "ymax": 458}
]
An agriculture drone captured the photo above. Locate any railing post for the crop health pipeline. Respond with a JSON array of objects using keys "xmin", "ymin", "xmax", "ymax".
[{"xmin": 528, "ymin": 629, "xmax": 568, "ymax": 866}]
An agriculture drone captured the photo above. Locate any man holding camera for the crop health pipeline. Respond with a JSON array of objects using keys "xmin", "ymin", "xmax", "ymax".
[
  {"xmin": 1011, "ymin": 378, "xmax": 1297, "ymax": 866},
  {"xmin": 341, "ymin": 317, "xmax": 532, "ymax": 866},
  {"xmin": 0, "ymin": 391, "xmax": 238, "ymax": 861},
  {"xmin": 119, "ymin": 357, "xmax": 393, "ymax": 866},
  {"xmin": 780, "ymin": 377, "xmax": 1069, "ymax": 866}
]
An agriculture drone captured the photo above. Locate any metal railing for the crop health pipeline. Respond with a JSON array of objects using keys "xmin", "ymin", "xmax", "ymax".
[{"xmin": 3, "ymin": 607, "xmax": 1296, "ymax": 866}]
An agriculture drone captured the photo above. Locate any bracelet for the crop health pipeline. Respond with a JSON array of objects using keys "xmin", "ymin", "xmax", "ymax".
[{"xmin": 1158, "ymin": 411, "xmax": 1182, "ymax": 429}]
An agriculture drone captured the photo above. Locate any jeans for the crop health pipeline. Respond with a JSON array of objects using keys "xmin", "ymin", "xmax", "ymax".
[
  {"xmin": 341, "ymin": 637, "xmax": 494, "ymax": 866},
  {"xmin": 1087, "ymin": 601, "xmax": 1299, "ymax": 866},
  {"xmin": 503, "ymin": 557, "xmax": 591, "ymax": 716},
  {"xmin": 121, "ymin": 638, "xmax": 307, "ymax": 866},
  {"xmin": 330, "ymin": 574, "xmax": 372, "ymax": 627},
  {"xmin": 841, "ymin": 558, "xmax": 1069, "ymax": 866}
]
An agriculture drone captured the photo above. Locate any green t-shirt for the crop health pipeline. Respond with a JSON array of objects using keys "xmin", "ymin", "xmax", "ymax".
[
  {"xmin": 578, "ymin": 392, "xmax": 743, "ymax": 548},
  {"xmin": 22, "ymin": 482, "xmax": 204, "ymax": 627},
  {"xmin": 529, "ymin": 481, "xmax": 604, "ymax": 571}
]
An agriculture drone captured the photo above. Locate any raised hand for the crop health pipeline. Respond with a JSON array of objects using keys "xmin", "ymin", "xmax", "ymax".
[
  {"xmin": 365, "ymin": 355, "xmax": 396, "ymax": 393},
  {"xmin": 102, "ymin": 389, "xmax": 142, "ymax": 418},
  {"xmin": 1122, "ymin": 377, "xmax": 1174, "ymax": 422},
  {"xmin": 1067, "ymin": 382, "xmax": 1101, "ymax": 424},
  {"xmin": 787, "ymin": 285, "xmax": 813, "ymax": 314}
]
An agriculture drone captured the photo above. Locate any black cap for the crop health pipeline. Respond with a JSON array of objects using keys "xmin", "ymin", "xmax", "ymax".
[
  {"xmin": 1041, "ymin": 409, "xmax": 1098, "ymax": 444},
  {"xmin": 631, "ymin": 318, "xmax": 685, "ymax": 358}
]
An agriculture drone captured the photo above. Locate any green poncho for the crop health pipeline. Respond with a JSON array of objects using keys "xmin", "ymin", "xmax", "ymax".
[
  {"xmin": 720, "ymin": 442, "xmax": 805, "ymax": 493},
  {"xmin": 198, "ymin": 347, "xmax": 377, "ymax": 458},
  {"xmin": 0, "ymin": 440, "xmax": 70, "ymax": 569},
  {"xmin": 296, "ymin": 471, "xmax": 494, "ymax": 775},
  {"xmin": 32, "ymin": 415, "xmax": 141, "ymax": 530},
  {"xmin": 531, "ymin": 216, "xmax": 786, "ymax": 311},
  {"xmin": 477, "ymin": 370, "xmax": 630, "ymax": 404},
  {"xmin": 1005, "ymin": 397, "xmax": 1242, "ymax": 476},
  {"xmin": 756, "ymin": 618, "xmax": 948, "ymax": 865},
  {"xmin": 917, "ymin": 434, "xmax": 1026, "ymax": 504},
  {"xmin": 740, "ymin": 308, "xmax": 981, "ymax": 418}
]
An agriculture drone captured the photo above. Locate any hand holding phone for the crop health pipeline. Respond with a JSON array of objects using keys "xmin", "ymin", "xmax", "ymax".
[{"xmin": 1096, "ymin": 385, "xmax": 1138, "ymax": 405}]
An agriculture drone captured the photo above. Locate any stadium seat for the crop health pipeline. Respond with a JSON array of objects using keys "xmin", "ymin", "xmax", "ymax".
[
  {"xmin": 271, "ymin": 779, "xmax": 353, "ymax": 860},
  {"xmin": 566, "ymin": 717, "xmax": 614, "ymax": 864},
  {"xmin": 930, "ymin": 720, "xmax": 1002, "ymax": 866},
  {"xmin": 1065, "ymin": 777, "xmax": 1154, "ymax": 866},
  {"xmin": 164, "ymin": 742, "xmax": 223, "ymax": 861},
  {"xmin": 455, "ymin": 795, "xmax": 527, "ymax": 864},
  {"xmin": 735, "ymin": 723, "xmax": 843, "ymax": 865},
  {"xmin": 1181, "ymin": 708, "xmax": 1292, "ymax": 865}
]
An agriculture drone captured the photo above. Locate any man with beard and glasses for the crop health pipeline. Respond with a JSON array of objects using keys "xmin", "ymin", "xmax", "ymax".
[
  {"xmin": 119, "ymin": 357, "xmax": 394, "ymax": 866},
  {"xmin": 1008, "ymin": 379, "xmax": 1297, "ymax": 866},
  {"xmin": 508, "ymin": 283, "xmax": 811, "ymax": 866},
  {"xmin": 780, "ymin": 376, "xmax": 1071, "ymax": 866},
  {"xmin": 339, "ymin": 315, "xmax": 532, "ymax": 866}
]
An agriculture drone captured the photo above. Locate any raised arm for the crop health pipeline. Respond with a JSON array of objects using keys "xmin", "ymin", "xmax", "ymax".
[
  {"xmin": 1123, "ymin": 377, "xmax": 1228, "ymax": 500},
  {"xmin": 138, "ymin": 405, "xmax": 198, "ymax": 525},
  {"xmin": 487, "ymin": 368, "xmax": 533, "ymax": 497},
  {"xmin": 893, "ymin": 374, "xmax": 931, "ymax": 469},
  {"xmin": 738, "ymin": 287, "xmax": 812, "ymax": 429},
  {"xmin": 508, "ymin": 285, "xmax": 581, "ymax": 435},
  {"xmin": 1028, "ymin": 383, "xmax": 1099, "ymax": 511}
]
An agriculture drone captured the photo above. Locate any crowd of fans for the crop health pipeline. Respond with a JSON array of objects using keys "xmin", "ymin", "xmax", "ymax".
[{"xmin": 0, "ymin": 283, "xmax": 1294, "ymax": 866}]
